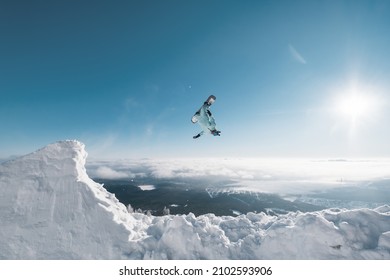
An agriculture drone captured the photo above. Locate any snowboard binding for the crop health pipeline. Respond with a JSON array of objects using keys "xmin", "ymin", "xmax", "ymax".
[{"xmin": 210, "ymin": 129, "xmax": 221, "ymax": 136}]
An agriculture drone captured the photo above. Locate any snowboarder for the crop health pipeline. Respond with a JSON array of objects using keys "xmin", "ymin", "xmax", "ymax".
[{"xmin": 191, "ymin": 95, "xmax": 221, "ymax": 139}]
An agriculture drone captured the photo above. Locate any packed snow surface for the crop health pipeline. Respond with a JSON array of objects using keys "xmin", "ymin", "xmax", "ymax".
[{"xmin": 1, "ymin": 141, "xmax": 390, "ymax": 259}]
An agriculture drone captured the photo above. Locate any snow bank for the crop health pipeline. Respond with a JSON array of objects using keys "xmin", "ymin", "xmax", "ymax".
[
  {"xmin": 130, "ymin": 207, "xmax": 390, "ymax": 259},
  {"xmin": 1, "ymin": 141, "xmax": 390, "ymax": 259},
  {"xmin": 0, "ymin": 141, "xmax": 142, "ymax": 259}
]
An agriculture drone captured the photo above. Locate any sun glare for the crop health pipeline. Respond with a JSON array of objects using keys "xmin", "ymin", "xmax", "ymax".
[
  {"xmin": 333, "ymin": 83, "xmax": 381, "ymax": 126},
  {"xmin": 337, "ymin": 94, "xmax": 373, "ymax": 121}
]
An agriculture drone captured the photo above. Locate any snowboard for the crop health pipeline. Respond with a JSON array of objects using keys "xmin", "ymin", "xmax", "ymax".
[{"xmin": 191, "ymin": 95, "xmax": 216, "ymax": 123}]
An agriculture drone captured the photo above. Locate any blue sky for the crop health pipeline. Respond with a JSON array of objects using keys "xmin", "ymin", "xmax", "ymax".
[{"xmin": 1, "ymin": 0, "xmax": 390, "ymax": 158}]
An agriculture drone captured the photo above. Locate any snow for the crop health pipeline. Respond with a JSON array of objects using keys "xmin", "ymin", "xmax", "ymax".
[
  {"xmin": 138, "ymin": 185, "xmax": 156, "ymax": 191},
  {"xmin": 1, "ymin": 140, "xmax": 390, "ymax": 259}
]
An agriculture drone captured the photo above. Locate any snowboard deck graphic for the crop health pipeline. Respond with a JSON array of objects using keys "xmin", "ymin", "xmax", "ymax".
[{"xmin": 191, "ymin": 95, "xmax": 216, "ymax": 123}]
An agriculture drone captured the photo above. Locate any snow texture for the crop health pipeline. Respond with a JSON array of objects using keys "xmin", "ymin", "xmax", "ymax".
[{"xmin": 1, "ymin": 140, "xmax": 390, "ymax": 259}]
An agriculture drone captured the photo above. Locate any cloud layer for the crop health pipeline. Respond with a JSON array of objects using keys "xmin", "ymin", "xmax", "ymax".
[
  {"xmin": 94, "ymin": 166, "xmax": 129, "ymax": 179},
  {"xmin": 87, "ymin": 158, "xmax": 390, "ymax": 195}
]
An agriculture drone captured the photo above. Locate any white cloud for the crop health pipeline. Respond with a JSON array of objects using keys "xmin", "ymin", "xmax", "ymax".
[
  {"xmin": 288, "ymin": 44, "xmax": 307, "ymax": 64},
  {"xmin": 87, "ymin": 158, "xmax": 390, "ymax": 195},
  {"xmin": 93, "ymin": 166, "xmax": 129, "ymax": 179}
]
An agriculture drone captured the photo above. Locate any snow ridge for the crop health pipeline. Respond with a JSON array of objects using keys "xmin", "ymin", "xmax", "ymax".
[
  {"xmin": 0, "ymin": 140, "xmax": 138, "ymax": 259},
  {"xmin": 1, "ymin": 141, "xmax": 390, "ymax": 259}
]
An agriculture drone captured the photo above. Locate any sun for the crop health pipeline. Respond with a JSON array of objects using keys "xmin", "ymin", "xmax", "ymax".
[
  {"xmin": 333, "ymin": 84, "xmax": 380, "ymax": 126},
  {"xmin": 337, "ymin": 94, "xmax": 372, "ymax": 122}
]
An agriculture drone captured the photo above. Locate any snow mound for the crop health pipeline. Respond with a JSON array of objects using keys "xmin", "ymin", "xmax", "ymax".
[
  {"xmin": 1, "ymin": 141, "xmax": 390, "ymax": 259},
  {"xmin": 0, "ymin": 140, "xmax": 142, "ymax": 259},
  {"xmin": 130, "ymin": 208, "xmax": 390, "ymax": 259}
]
